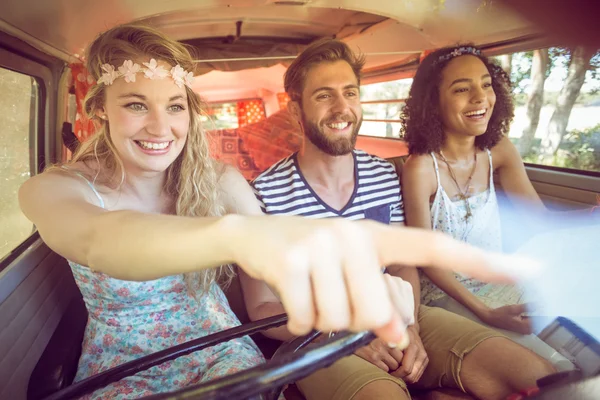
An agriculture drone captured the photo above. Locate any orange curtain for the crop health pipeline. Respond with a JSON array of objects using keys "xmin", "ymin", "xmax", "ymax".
[
  {"xmin": 236, "ymin": 109, "xmax": 302, "ymax": 172},
  {"xmin": 71, "ymin": 63, "xmax": 96, "ymax": 142},
  {"xmin": 277, "ymin": 92, "xmax": 291, "ymax": 110},
  {"xmin": 236, "ymin": 99, "xmax": 266, "ymax": 127}
]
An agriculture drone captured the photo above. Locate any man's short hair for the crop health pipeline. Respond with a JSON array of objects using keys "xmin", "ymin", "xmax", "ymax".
[{"xmin": 284, "ymin": 39, "xmax": 365, "ymax": 102}]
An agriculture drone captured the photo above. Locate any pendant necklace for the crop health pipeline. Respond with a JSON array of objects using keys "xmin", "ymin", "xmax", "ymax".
[{"xmin": 439, "ymin": 149, "xmax": 478, "ymax": 222}]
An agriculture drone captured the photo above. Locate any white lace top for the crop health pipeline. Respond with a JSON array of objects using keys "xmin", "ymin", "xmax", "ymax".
[{"xmin": 421, "ymin": 149, "xmax": 503, "ymax": 305}]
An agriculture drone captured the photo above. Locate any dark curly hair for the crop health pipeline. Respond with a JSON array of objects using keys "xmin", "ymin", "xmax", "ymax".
[{"xmin": 400, "ymin": 45, "xmax": 514, "ymax": 155}]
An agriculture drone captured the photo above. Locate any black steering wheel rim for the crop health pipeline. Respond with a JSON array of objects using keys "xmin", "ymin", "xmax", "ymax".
[
  {"xmin": 145, "ymin": 330, "xmax": 375, "ymax": 400},
  {"xmin": 42, "ymin": 314, "xmax": 375, "ymax": 400}
]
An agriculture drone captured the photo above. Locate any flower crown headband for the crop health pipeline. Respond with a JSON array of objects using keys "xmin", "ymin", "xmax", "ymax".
[
  {"xmin": 97, "ymin": 59, "xmax": 195, "ymax": 89},
  {"xmin": 432, "ymin": 46, "xmax": 482, "ymax": 66}
]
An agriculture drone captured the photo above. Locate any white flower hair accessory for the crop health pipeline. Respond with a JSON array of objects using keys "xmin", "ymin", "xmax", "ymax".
[
  {"xmin": 170, "ymin": 65, "xmax": 187, "ymax": 88},
  {"xmin": 97, "ymin": 64, "xmax": 119, "ymax": 85},
  {"xmin": 432, "ymin": 46, "xmax": 482, "ymax": 66},
  {"xmin": 98, "ymin": 59, "xmax": 194, "ymax": 88},
  {"xmin": 142, "ymin": 59, "xmax": 169, "ymax": 80},
  {"xmin": 118, "ymin": 60, "xmax": 141, "ymax": 83}
]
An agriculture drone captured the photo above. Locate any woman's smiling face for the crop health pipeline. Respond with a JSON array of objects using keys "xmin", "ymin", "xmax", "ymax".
[
  {"xmin": 438, "ymin": 55, "xmax": 497, "ymax": 139},
  {"xmin": 101, "ymin": 60, "xmax": 190, "ymax": 174}
]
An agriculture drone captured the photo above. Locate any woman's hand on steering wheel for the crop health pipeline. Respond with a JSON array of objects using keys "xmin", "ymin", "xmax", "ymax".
[{"xmin": 225, "ymin": 216, "xmax": 541, "ymax": 346}]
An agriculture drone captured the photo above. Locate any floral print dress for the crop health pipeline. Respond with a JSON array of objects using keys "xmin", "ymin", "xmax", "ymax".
[{"xmin": 70, "ymin": 262, "xmax": 265, "ymax": 399}]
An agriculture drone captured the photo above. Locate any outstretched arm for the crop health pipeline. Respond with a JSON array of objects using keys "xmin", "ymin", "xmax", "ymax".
[
  {"xmin": 19, "ymin": 170, "xmax": 236, "ymax": 281},
  {"xmin": 20, "ymin": 166, "xmax": 535, "ymax": 346}
]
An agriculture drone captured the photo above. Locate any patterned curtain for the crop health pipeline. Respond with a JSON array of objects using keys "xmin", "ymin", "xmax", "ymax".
[
  {"xmin": 236, "ymin": 99, "xmax": 266, "ymax": 127},
  {"xmin": 71, "ymin": 63, "xmax": 96, "ymax": 142},
  {"xmin": 236, "ymin": 109, "xmax": 302, "ymax": 172},
  {"xmin": 277, "ymin": 92, "xmax": 291, "ymax": 110}
]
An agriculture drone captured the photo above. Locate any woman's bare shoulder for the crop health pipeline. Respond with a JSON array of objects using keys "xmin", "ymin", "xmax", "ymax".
[
  {"xmin": 403, "ymin": 153, "xmax": 434, "ymax": 171},
  {"xmin": 490, "ymin": 136, "xmax": 522, "ymax": 168},
  {"xmin": 28, "ymin": 161, "xmax": 92, "ymax": 185},
  {"xmin": 217, "ymin": 163, "xmax": 246, "ymax": 190},
  {"xmin": 217, "ymin": 164, "xmax": 262, "ymax": 215},
  {"xmin": 20, "ymin": 160, "xmax": 108, "ymax": 206},
  {"xmin": 401, "ymin": 154, "xmax": 437, "ymax": 195}
]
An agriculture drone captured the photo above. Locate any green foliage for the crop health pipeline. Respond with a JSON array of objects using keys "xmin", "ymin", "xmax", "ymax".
[
  {"xmin": 510, "ymin": 51, "xmax": 533, "ymax": 94},
  {"xmin": 522, "ymin": 124, "xmax": 600, "ymax": 172},
  {"xmin": 508, "ymin": 47, "xmax": 600, "ymax": 106},
  {"xmin": 0, "ymin": 68, "xmax": 36, "ymax": 257},
  {"xmin": 557, "ymin": 124, "xmax": 600, "ymax": 171}
]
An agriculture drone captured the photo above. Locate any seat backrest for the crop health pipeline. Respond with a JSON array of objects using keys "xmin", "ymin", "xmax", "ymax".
[
  {"xmin": 220, "ymin": 266, "xmax": 250, "ymax": 325},
  {"xmin": 387, "ymin": 155, "xmax": 408, "ymax": 179},
  {"xmin": 0, "ymin": 242, "xmax": 82, "ymax": 400},
  {"xmin": 221, "ymin": 268, "xmax": 284, "ymax": 359},
  {"xmin": 27, "ymin": 292, "xmax": 87, "ymax": 399}
]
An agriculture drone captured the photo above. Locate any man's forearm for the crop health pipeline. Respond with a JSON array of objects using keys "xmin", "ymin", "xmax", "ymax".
[
  {"xmin": 387, "ymin": 265, "xmax": 421, "ymax": 330},
  {"xmin": 251, "ymin": 302, "xmax": 296, "ymax": 342}
]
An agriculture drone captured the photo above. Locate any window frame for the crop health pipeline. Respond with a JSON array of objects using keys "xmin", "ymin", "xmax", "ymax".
[
  {"xmin": 523, "ymin": 162, "xmax": 600, "ymax": 179},
  {"xmin": 0, "ymin": 34, "xmax": 60, "ymax": 270},
  {"xmin": 204, "ymin": 97, "xmax": 266, "ymax": 130},
  {"xmin": 357, "ymin": 134, "xmax": 407, "ymax": 142},
  {"xmin": 358, "ymin": 78, "xmax": 410, "ymax": 140}
]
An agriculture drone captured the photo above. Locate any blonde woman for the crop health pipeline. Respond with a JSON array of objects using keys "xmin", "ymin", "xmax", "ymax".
[{"xmin": 19, "ymin": 24, "xmax": 534, "ymax": 399}]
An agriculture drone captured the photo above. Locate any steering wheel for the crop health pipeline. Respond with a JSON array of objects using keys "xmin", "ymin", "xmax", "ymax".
[{"xmin": 43, "ymin": 313, "xmax": 376, "ymax": 400}]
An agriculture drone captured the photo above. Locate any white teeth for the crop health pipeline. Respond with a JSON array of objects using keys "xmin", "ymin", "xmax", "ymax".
[
  {"xmin": 327, "ymin": 122, "xmax": 349, "ymax": 130},
  {"xmin": 138, "ymin": 141, "xmax": 170, "ymax": 150},
  {"xmin": 464, "ymin": 109, "xmax": 486, "ymax": 117}
]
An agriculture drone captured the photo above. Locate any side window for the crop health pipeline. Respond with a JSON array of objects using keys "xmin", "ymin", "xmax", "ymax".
[
  {"xmin": 359, "ymin": 78, "xmax": 412, "ymax": 139},
  {"xmin": 0, "ymin": 67, "xmax": 38, "ymax": 261},
  {"xmin": 202, "ymin": 99, "xmax": 266, "ymax": 130},
  {"xmin": 494, "ymin": 47, "xmax": 600, "ymax": 173},
  {"xmin": 202, "ymin": 101, "xmax": 239, "ymax": 130}
]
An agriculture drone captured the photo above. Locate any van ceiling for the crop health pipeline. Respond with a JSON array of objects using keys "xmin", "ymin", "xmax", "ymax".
[{"xmin": 1, "ymin": 0, "xmax": 541, "ymax": 73}]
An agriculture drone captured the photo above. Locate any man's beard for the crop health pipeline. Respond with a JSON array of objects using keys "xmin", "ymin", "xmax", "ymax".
[{"xmin": 301, "ymin": 111, "xmax": 362, "ymax": 156}]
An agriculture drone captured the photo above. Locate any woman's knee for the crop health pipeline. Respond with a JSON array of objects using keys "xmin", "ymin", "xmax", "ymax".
[{"xmin": 463, "ymin": 337, "xmax": 555, "ymax": 386}]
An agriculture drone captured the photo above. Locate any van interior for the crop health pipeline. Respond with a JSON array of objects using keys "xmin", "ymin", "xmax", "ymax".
[{"xmin": 0, "ymin": 1, "xmax": 599, "ymax": 399}]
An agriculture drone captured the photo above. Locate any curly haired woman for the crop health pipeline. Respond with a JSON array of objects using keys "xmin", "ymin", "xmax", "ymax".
[{"xmin": 400, "ymin": 45, "xmax": 574, "ymax": 371}]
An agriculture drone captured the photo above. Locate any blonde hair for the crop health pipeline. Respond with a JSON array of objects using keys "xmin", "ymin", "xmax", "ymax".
[{"xmin": 65, "ymin": 23, "xmax": 232, "ymax": 292}]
